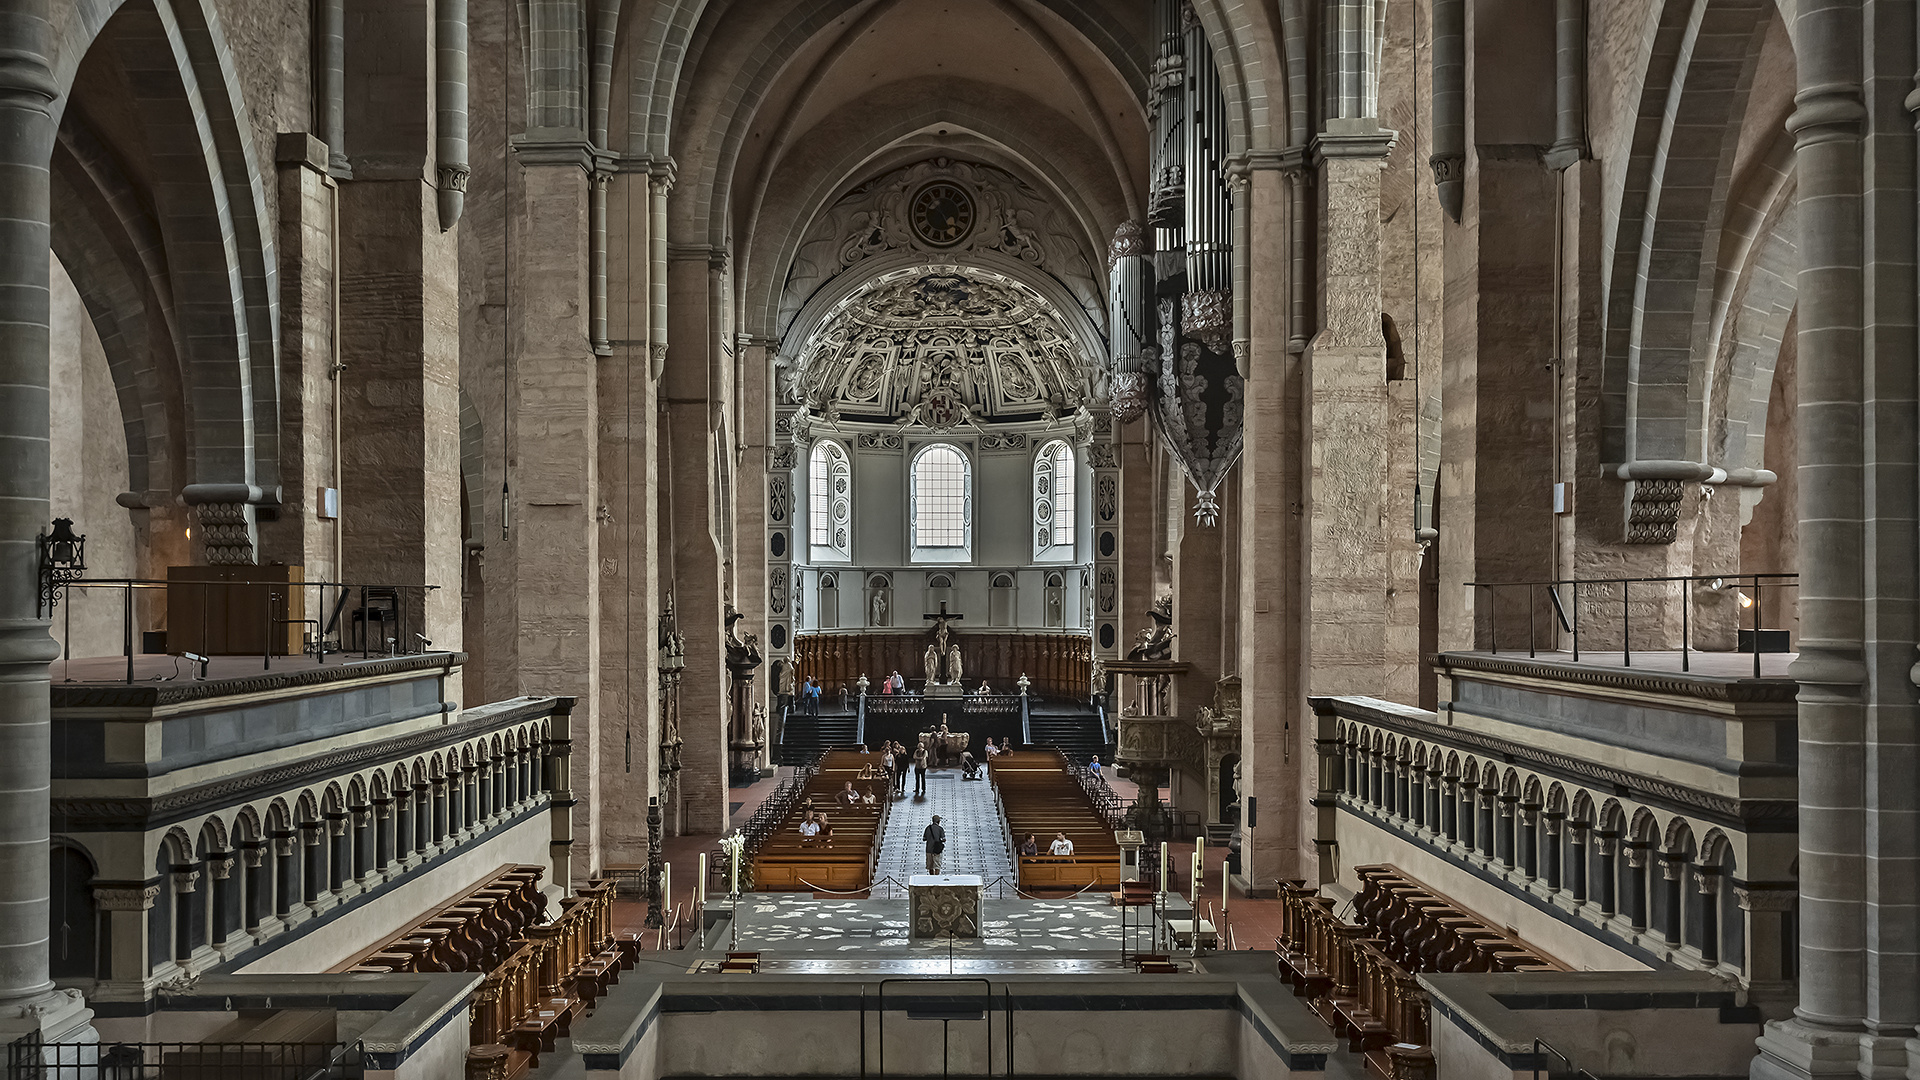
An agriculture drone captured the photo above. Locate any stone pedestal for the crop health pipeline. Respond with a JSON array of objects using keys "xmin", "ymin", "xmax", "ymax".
[{"xmin": 909, "ymin": 875, "xmax": 983, "ymax": 939}]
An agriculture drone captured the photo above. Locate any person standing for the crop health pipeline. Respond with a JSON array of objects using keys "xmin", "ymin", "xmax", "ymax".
[
  {"xmin": 923, "ymin": 815, "xmax": 947, "ymax": 875},
  {"xmin": 894, "ymin": 741, "xmax": 910, "ymax": 792},
  {"xmin": 913, "ymin": 742, "xmax": 929, "ymax": 796}
]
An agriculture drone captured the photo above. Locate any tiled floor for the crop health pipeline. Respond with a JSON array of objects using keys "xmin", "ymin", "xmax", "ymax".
[
  {"xmin": 869, "ymin": 766, "xmax": 1015, "ymax": 895},
  {"xmin": 613, "ymin": 764, "xmax": 1289, "ymax": 954},
  {"xmin": 729, "ymin": 895, "xmax": 1138, "ymax": 951}
]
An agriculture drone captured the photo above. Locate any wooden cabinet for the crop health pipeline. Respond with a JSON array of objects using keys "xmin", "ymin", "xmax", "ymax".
[{"xmin": 166, "ymin": 564, "xmax": 307, "ymax": 656}]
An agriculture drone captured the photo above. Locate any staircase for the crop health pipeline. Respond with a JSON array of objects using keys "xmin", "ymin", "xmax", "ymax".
[
  {"xmin": 1024, "ymin": 703, "xmax": 1110, "ymax": 763},
  {"xmin": 775, "ymin": 708, "xmax": 860, "ymax": 766}
]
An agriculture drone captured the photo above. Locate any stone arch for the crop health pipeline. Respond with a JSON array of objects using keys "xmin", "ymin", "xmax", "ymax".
[
  {"xmin": 1570, "ymin": 789, "xmax": 1596, "ymax": 826},
  {"xmin": 267, "ymin": 797, "xmax": 292, "ymax": 834},
  {"xmin": 1522, "ymin": 775, "xmax": 1544, "ymax": 806},
  {"xmin": 370, "ymin": 770, "xmax": 389, "ymax": 802},
  {"xmin": 1599, "ymin": 798, "xmax": 1627, "ymax": 834},
  {"xmin": 160, "ymin": 825, "xmax": 195, "ymax": 867},
  {"xmin": 625, "ymin": 0, "xmax": 1153, "ymax": 159},
  {"xmin": 232, "ymin": 803, "xmax": 263, "ymax": 844},
  {"xmin": 59, "ymin": 0, "xmax": 280, "ymax": 509},
  {"xmin": 1698, "ymin": 827, "xmax": 1733, "ymax": 868},
  {"xmin": 741, "ymin": 107, "xmax": 1132, "ymax": 341},
  {"xmin": 1544, "ymin": 782, "xmax": 1568, "ymax": 815},
  {"xmin": 1599, "ymin": 0, "xmax": 1780, "ymax": 466},
  {"xmin": 1630, "ymin": 805, "xmax": 1661, "ymax": 844},
  {"xmin": 460, "ymin": 386, "xmax": 487, "ymax": 545},
  {"xmin": 1663, "ymin": 814, "xmax": 1696, "ymax": 855},
  {"xmin": 1444, "ymin": 751, "xmax": 1461, "ymax": 779},
  {"xmin": 196, "ymin": 814, "xmax": 228, "ymax": 855},
  {"xmin": 321, "ymin": 782, "xmax": 345, "ymax": 816},
  {"xmin": 347, "ymin": 775, "xmax": 369, "ymax": 809},
  {"xmin": 296, "ymin": 789, "xmax": 320, "ymax": 824}
]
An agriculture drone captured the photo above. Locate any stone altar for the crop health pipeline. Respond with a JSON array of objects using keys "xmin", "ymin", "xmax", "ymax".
[{"xmin": 909, "ymin": 874, "xmax": 983, "ymax": 939}]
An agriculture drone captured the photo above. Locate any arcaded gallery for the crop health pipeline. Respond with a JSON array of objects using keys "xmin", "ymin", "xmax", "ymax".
[{"xmin": 0, "ymin": 0, "xmax": 1900, "ymax": 1078}]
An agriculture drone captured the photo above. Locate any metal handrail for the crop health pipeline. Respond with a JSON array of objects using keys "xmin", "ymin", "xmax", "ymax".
[
  {"xmin": 46, "ymin": 575, "xmax": 443, "ymax": 684},
  {"xmin": 1464, "ymin": 572, "xmax": 1798, "ymax": 676}
]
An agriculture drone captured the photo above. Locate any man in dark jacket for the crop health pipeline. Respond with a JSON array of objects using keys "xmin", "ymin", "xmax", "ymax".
[{"xmin": 923, "ymin": 815, "xmax": 946, "ymax": 875}]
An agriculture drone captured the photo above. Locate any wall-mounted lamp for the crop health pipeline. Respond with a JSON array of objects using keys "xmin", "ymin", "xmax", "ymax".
[{"xmin": 37, "ymin": 518, "xmax": 86, "ymax": 617}]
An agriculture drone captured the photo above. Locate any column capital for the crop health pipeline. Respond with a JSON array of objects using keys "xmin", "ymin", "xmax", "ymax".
[
  {"xmin": 93, "ymin": 883, "xmax": 161, "ymax": 912},
  {"xmin": 1735, "ymin": 883, "xmax": 1798, "ymax": 912},
  {"xmin": 206, "ymin": 854, "xmax": 233, "ymax": 881},
  {"xmin": 170, "ymin": 869, "xmax": 200, "ymax": 894}
]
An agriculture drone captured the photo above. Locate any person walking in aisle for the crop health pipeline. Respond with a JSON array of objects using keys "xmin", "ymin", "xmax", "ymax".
[
  {"xmin": 913, "ymin": 743, "xmax": 929, "ymax": 796},
  {"xmin": 923, "ymin": 815, "xmax": 946, "ymax": 875}
]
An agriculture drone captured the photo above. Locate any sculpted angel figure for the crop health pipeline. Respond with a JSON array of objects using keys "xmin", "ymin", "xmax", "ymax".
[
  {"xmin": 924, "ymin": 643, "xmax": 940, "ymax": 687},
  {"xmin": 946, "ymin": 645, "xmax": 964, "ymax": 686}
]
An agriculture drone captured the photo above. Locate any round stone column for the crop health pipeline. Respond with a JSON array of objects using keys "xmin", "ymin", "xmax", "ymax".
[
  {"xmin": 0, "ymin": 0, "xmax": 92, "ymax": 1046},
  {"xmin": 1755, "ymin": 0, "xmax": 1871, "ymax": 1076}
]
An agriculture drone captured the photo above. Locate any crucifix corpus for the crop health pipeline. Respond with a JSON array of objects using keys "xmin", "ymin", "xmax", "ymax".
[{"xmin": 923, "ymin": 601, "xmax": 964, "ymax": 685}]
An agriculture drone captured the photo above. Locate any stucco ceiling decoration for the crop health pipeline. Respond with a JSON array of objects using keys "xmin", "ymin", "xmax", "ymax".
[
  {"xmin": 778, "ymin": 158, "xmax": 1106, "ymax": 341},
  {"xmin": 790, "ymin": 265, "xmax": 1092, "ymax": 426}
]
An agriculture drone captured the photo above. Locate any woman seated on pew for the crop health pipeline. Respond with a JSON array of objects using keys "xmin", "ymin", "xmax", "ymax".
[
  {"xmin": 861, "ymin": 786, "xmax": 877, "ymax": 805},
  {"xmin": 1019, "ymin": 834, "xmax": 1039, "ymax": 857},
  {"xmin": 1049, "ymin": 832, "xmax": 1075, "ymax": 856}
]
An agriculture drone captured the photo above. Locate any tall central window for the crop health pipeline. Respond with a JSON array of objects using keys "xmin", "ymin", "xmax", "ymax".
[{"xmin": 912, "ymin": 443, "xmax": 971, "ymax": 560}]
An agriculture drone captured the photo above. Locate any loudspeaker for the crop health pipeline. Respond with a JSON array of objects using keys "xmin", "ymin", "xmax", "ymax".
[{"xmin": 1245, "ymin": 796, "xmax": 1257, "ymax": 829}]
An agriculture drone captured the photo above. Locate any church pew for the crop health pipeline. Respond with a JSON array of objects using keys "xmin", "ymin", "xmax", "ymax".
[
  {"xmin": 989, "ymin": 750, "xmax": 1120, "ymax": 891},
  {"xmin": 749, "ymin": 750, "xmax": 891, "ymax": 892}
]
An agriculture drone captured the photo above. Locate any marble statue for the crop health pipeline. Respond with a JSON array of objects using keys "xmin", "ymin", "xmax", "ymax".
[
  {"xmin": 924, "ymin": 643, "xmax": 940, "ymax": 687},
  {"xmin": 1127, "ymin": 594, "xmax": 1176, "ymax": 661},
  {"xmin": 946, "ymin": 644, "xmax": 963, "ymax": 686},
  {"xmin": 871, "ymin": 591, "xmax": 888, "ymax": 627}
]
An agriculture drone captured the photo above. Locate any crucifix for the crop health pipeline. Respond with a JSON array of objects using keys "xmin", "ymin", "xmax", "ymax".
[{"xmin": 923, "ymin": 601, "xmax": 964, "ymax": 684}]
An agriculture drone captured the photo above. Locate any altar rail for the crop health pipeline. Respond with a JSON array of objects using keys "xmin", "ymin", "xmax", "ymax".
[
  {"xmin": 1275, "ymin": 865, "xmax": 1563, "ymax": 1079},
  {"xmin": 794, "ymin": 631, "xmax": 1092, "ymax": 700}
]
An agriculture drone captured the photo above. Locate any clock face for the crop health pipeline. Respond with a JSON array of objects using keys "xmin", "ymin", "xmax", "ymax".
[{"xmin": 911, "ymin": 182, "xmax": 975, "ymax": 247}]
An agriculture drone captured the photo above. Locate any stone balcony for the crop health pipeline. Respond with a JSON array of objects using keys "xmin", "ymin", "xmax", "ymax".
[
  {"xmin": 1307, "ymin": 648, "xmax": 1798, "ymax": 1000},
  {"xmin": 47, "ymin": 653, "xmax": 574, "ymax": 1015}
]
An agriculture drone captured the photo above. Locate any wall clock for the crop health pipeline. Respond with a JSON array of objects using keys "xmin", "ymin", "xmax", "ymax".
[{"xmin": 911, "ymin": 182, "xmax": 975, "ymax": 247}]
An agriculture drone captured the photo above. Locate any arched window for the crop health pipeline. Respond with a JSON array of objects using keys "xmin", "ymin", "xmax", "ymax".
[
  {"xmin": 912, "ymin": 443, "xmax": 971, "ymax": 559},
  {"xmin": 1034, "ymin": 440, "xmax": 1076, "ymax": 559},
  {"xmin": 809, "ymin": 440, "xmax": 851, "ymax": 560}
]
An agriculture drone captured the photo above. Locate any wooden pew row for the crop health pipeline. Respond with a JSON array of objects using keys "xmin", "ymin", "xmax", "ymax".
[
  {"xmin": 989, "ymin": 751, "xmax": 1120, "ymax": 892},
  {"xmin": 1271, "ymin": 865, "xmax": 1564, "ymax": 1080},
  {"xmin": 749, "ymin": 750, "xmax": 891, "ymax": 893},
  {"xmin": 465, "ymin": 880, "xmax": 633, "ymax": 1072}
]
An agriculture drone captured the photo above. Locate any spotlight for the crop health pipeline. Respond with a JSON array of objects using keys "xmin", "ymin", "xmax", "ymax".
[{"xmin": 1737, "ymin": 592, "xmax": 1754, "ymax": 610}]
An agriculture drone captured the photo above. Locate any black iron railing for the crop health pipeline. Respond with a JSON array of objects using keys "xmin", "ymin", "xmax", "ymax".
[
  {"xmin": 9, "ymin": 1040, "xmax": 362, "ymax": 1080},
  {"xmin": 1465, "ymin": 573, "xmax": 1797, "ymax": 676},
  {"xmin": 48, "ymin": 575, "xmax": 443, "ymax": 683}
]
